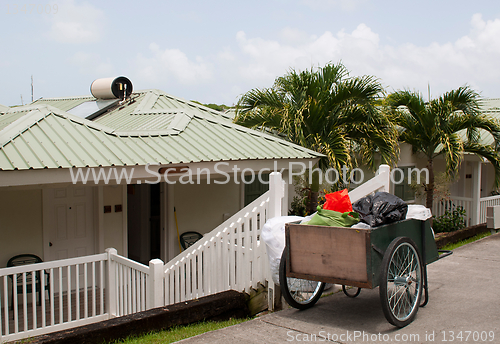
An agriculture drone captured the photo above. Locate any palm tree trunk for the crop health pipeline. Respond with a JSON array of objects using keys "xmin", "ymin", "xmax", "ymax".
[{"xmin": 426, "ymin": 159, "xmax": 434, "ymax": 210}]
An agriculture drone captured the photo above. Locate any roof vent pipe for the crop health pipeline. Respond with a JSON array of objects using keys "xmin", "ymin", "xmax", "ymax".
[{"xmin": 90, "ymin": 76, "xmax": 133, "ymax": 100}]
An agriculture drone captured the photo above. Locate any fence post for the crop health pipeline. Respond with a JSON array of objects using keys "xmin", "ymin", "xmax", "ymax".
[
  {"xmin": 472, "ymin": 161, "xmax": 482, "ymax": 225},
  {"xmin": 269, "ymin": 172, "xmax": 284, "ymax": 219},
  {"xmin": 267, "ymin": 172, "xmax": 284, "ymax": 311},
  {"xmin": 105, "ymin": 248, "xmax": 117, "ymax": 318},
  {"xmin": 377, "ymin": 164, "xmax": 391, "ymax": 193},
  {"xmin": 147, "ymin": 259, "xmax": 164, "ymax": 310}
]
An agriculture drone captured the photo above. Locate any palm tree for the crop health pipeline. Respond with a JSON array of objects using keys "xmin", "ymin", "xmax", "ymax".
[
  {"xmin": 386, "ymin": 86, "xmax": 500, "ymax": 209},
  {"xmin": 234, "ymin": 62, "xmax": 398, "ymax": 213}
]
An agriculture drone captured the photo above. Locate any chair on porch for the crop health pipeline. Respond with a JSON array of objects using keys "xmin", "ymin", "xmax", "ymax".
[
  {"xmin": 7, "ymin": 254, "xmax": 50, "ymax": 308},
  {"xmin": 180, "ymin": 231, "xmax": 203, "ymax": 250}
]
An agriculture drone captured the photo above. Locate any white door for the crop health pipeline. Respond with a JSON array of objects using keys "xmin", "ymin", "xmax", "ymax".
[
  {"xmin": 43, "ymin": 186, "xmax": 95, "ymax": 261},
  {"xmin": 43, "ymin": 186, "xmax": 95, "ymax": 293}
]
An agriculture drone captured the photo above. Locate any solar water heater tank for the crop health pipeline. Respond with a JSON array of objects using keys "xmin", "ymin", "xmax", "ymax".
[{"xmin": 90, "ymin": 76, "xmax": 133, "ymax": 99}]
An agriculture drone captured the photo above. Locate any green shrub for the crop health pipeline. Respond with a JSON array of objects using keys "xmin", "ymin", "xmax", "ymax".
[
  {"xmin": 433, "ymin": 206, "xmax": 466, "ymax": 233},
  {"xmin": 289, "ymin": 194, "xmax": 308, "ymax": 216}
]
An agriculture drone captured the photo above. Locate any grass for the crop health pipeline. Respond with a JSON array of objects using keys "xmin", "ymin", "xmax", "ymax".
[
  {"xmin": 107, "ymin": 318, "xmax": 250, "ymax": 344},
  {"xmin": 439, "ymin": 231, "xmax": 492, "ymax": 252}
]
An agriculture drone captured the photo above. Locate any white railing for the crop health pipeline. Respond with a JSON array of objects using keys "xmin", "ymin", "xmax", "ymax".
[
  {"xmin": 479, "ymin": 195, "xmax": 500, "ymax": 224},
  {"xmin": 432, "ymin": 196, "xmax": 473, "ymax": 226},
  {"xmin": 164, "ymin": 191, "xmax": 270, "ymax": 305},
  {"xmin": 432, "ymin": 194, "xmax": 500, "ymax": 226},
  {"xmin": 0, "ymin": 253, "xmax": 108, "ymax": 343},
  {"xmin": 348, "ymin": 165, "xmax": 391, "ymax": 203},
  {"xmin": 107, "ymin": 250, "xmax": 150, "ymax": 317},
  {"xmin": 0, "ymin": 249, "xmax": 154, "ymax": 343},
  {"xmin": 163, "ymin": 172, "xmax": 284, "ymax": 307}
]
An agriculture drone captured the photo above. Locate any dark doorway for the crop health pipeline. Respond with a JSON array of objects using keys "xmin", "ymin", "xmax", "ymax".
[
  {"xmin": 127, "ymin": 184, "xmax": 162, "ymax": 264},
  {"xmin": 150, "ymin": 183, "xmax": 161, "ymax": 260}
]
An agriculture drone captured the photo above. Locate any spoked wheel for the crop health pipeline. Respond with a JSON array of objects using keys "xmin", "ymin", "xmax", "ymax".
[
  {"xmin": 280, "ymin": 247, "xmax": 326, "ymax": 310},
  {"xmin": 342, "ymin": 285, "xmax": 361, "ymax": 298},
  {"xmin": 380, "ymin": 237, "xmax": 423, "ymax": 328}
]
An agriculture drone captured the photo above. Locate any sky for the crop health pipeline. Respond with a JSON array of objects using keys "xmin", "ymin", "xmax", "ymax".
[{"xmin": 1, "ymin": 0, "xmax": 500, "ymax": 107}]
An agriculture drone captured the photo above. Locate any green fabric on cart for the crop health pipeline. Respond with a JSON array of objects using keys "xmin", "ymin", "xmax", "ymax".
[{"xmin": 304, "ymin": 207, "xmax": 360, "ymax": 227}]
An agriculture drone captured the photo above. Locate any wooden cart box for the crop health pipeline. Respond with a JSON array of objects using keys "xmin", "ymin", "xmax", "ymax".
[{"xmin": 284, "ymin": 219, "xmax": 437, "ymax": 289}]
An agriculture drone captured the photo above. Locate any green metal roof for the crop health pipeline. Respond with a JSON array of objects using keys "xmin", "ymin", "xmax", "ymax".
[
  {"xmin": 465, "ymin": 99, "xmax": 500, "ymax": 147},
  {"xmin": 0, "ymin": 104, "xmax": 9, "ymax": 113},
  {"xmin": 4, "ymin": 94, "xmax": 499, "ymax": 172},
  {"xmin": 30, "ymin": 90, "xmax": 235, "ymax": 131},
  {"xmin": 0, "ymin": 111, "xmax": 26, "ymax": 131},
  {"xmin": 0, "ymin": 102, "xmax": 322, "ymax": 171},
  {"xmin": 479, "ymin": 98, "xmax": 500, "ymax": 117},
  {"xmin": 32, "ymin": 96, "xmax": 94, "ymax": 112}
]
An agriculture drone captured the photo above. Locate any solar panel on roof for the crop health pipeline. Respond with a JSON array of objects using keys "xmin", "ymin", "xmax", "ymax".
[{"xmin": 67, "ymin": 99, "xmax": 119, "ymax": 120}]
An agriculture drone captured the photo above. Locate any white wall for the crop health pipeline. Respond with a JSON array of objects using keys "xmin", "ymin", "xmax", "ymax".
[
  {"xmin": 173, "ymin": 181, "xmax": 241, "ymax": 236},
  {"xmin": 0, "ymin": 188, "xmax": 43, "ymax": 267}
]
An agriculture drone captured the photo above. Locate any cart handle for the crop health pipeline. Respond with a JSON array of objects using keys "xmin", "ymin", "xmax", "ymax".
[{"xmin": 437, "ymin": 250, "xmax": 453, "ymax": 259}]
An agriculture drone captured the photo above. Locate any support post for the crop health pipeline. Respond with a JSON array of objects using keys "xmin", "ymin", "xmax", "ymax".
[
  {"xmin": 105, "ymin": 248, "xmax": 118, "ymax": 318},
  {"xmin": 472, "ymin": 161, "xmax": 482, "ymax": 226},
  {"xmin": 97, "ymin": 187, "xmax": 104, "ymax": 253},
  {"xmin": 377, "ymin": 164, "xmax": 391, "ymax": 193},
  {"xmin": 147, "ymin": 259, "xmax": 164, "ymax": 310},
  {"xmin": 268, "ymin": 172, "xmax": 284, "ymax": 219},
  {"xmin": 267, "ymin": 172, "xmax": 284, "ymax": 311}
]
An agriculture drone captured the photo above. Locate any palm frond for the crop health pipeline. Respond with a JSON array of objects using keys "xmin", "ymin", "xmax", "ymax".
[{"xmin": 234, "ymin": 62, "xmax": 397, "ymax": 172}]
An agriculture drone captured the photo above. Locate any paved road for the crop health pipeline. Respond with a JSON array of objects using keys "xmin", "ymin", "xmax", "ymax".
[{"xmin": 179, "ymin": 233, "xmax": 500, "ymax": 343}]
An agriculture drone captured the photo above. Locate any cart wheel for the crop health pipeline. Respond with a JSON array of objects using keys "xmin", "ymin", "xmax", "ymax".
[
  {"xmin": 279, "ymin": 248, "xmax": 325, "ymax": 310},
  {"xmin": 342, "ymin": 285, "xmax": 361, "ymax": 298},
  {"xmin": 379, "ymin": 237, "xmax": 423, "ymax": 328}
]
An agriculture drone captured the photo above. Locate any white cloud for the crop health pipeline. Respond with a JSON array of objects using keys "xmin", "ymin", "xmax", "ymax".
[
  {"xmin": 221, "ymin": 14, "xmax": 500, "ymax": 99},
  {"xmin": 129, "ymin": 13, "xmax": 500, "ymax": 105},
  {"xmin": 135, "ymin": 43, "xmax": 212, "ymax": 85},
  {"xmin": 232, "ymin": 24, "xmax": 382, "ymax": 85},
  {"xmin": 47, "ymin": 0, "xmax": 105, "ymax": 43}
]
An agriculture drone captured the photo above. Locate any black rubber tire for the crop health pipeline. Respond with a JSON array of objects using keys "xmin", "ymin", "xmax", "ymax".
[
  {"xmin": 380, "ymin": 237, "xmax": 423, "ymax": 328},
  {"xmin": 279, "ymin": 247, "xmax": 325, "ymax": 310},
  {"xmin": 342, "ymin": 285, "xmax": 361, "ymax": 298}
]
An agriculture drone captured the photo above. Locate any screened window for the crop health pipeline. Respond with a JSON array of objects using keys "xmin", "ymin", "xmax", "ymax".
[{"xmin": 394, "ymin": 166, "xmax": 416, "ymax": 201}]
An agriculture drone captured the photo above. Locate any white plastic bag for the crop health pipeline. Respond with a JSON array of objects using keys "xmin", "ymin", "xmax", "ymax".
[
  {"xmin": 351, "ymin": 222, "xmax": 371, "ymax": 229},
  {"xmin": 406, "ymin": 205, "xmax": 432, "ymax": 221},
  {"xmin": 261, "ymin": 216, "xmax": 303, "ymax": 285}
]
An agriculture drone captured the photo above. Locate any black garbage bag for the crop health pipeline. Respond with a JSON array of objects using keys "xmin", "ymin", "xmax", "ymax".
[{"xmin": 352, "ymin": 192, "xmax": 408, "ymax": 227}]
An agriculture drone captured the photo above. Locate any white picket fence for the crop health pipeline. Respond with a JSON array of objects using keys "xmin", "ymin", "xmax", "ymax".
[
  {"xmin": 107, "ymin": 251, "xmax": 150, "ymax": 317},
  {"xmin": 0, "ymin": 253, "xmax": 108, "ymax": 343},
  {"xmin": 432, "ymin": 194, "xmax": 500, "ymax": 226},
  {"xmin": 0, "ymin": 167, "xmax": 393, "ymax": 343},
  {"xmin": 432, "ymin": 196, "xmax": 474, "ymax": 226}
]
